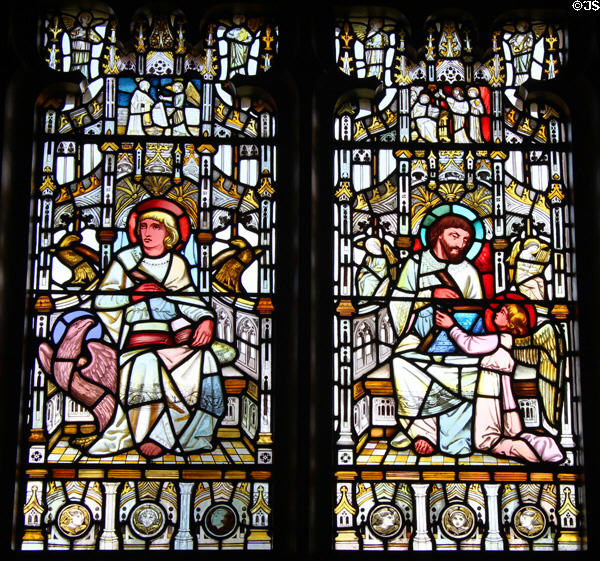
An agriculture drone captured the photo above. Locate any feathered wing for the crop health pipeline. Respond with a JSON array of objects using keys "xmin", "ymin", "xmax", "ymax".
[
  {"xmin": 212, "ymin": 248, "xmax": 239, "ymax": 268},
  {"xmin": 350, "ymin": 22, "xmax": 368, "ymax": 42},
  {"xmin": 513, "ymin": 322, "xmax": 565, "ymax": 428},
  {"xmin": 81, "ymin": 341, "xmax": 118, "ymax": 393},
  {"xmin": 37, "ymin": 318, "xmax": 118, "ymax": 432},
  {"xmin": 382, "ymin": 241, "xmax": 399, "ymax": 281},
  {"xmin": 80, "ymin": 341, "xmax": 118, "ymax": 431}
]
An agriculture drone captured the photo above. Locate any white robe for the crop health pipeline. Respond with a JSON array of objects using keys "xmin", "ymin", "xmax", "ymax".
[
  {"xmin": 388, "ymin": 249, "xmax": 483, "ymax": 454},
  {"xmin": 88, "ymin": 246, "xmax": 223, "ymax": 456}
]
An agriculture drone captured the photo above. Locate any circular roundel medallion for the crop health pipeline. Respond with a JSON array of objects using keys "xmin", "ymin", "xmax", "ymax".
[
  {"xmin": 440, "ymin": 504, "xmax": 476, "ymax": 540},
  {"xmin": 57, "ymin": 503, "xmax": 92, "ymax": 539},
  {"xmin": 202, "ymin": 503, "xmax": 239, "ymax": 540},
  {"xmin": 130, "ymin": 502, "xmax": 167, "ymax": 539},
  {"xmin": 368, "ymin": 504, "xmax": 403, "ymax": 539},
  {"xmin": 513, "ymin": 505, "xmax": 547, "ymax": 540}
]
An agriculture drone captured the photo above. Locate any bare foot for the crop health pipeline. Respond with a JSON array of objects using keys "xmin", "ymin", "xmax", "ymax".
[
  {"xmin": 139, "ymin": 442, "xmax": 164, "ymax": 457},
  {"xmin": 413, "ymin": 438, "xmax": 435, "ymax": 456}
]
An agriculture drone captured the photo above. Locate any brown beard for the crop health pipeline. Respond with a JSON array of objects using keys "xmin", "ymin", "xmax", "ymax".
[{"xmin": 437, "ymin": 236, "xmax": 466, "ymax": 263}]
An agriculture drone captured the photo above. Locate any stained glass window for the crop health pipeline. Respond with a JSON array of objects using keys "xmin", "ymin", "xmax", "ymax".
[
  {"xmin": 15, "ymin": 3, "xmax": 278, "ymax": 550},
  {"xmin": 4, "ymin": 2, "xmax": 599, "ymax": 557},
  {"xmin": 331, "ymin": 12, "xmax": 586, "ymax": 551}
]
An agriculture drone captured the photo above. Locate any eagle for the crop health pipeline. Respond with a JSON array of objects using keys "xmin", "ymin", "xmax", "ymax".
[
  {"xmin": 38, "ymin": 317, "xmax": 118, "ymax": 434},
  {"xmin": 50, "ymin": 233, "xmax": 99, "ymax": 285},
  {"xmin": 212, "ymin": 237, "xmax": 264, "ymax": 293}
]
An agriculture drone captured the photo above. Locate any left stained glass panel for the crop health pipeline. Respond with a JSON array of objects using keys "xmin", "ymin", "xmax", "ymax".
[{"xmin": 18, "ymin": 4, "xmax": 277, "ymax": 550}]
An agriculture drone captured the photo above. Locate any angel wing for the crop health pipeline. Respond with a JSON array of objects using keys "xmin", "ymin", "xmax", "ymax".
[
  {"xmin": 350, "ymin": 22, "xmax": 368, "ymax": 43},
  {"xmin": 513, "ymin": 321, "xmax": 565, "ymax": 428},
  {"xmin": 61, "ymin": 14, "xmax": 77, "ymax": 32},
  {"xmin": 382, "ymin": 241, "xmax": 399, "ymax": 281}
]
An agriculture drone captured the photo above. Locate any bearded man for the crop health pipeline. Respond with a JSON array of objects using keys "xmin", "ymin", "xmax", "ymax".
[{"xmin": 388, "ymin": 215, "xmax": 483, "ymax": 456}]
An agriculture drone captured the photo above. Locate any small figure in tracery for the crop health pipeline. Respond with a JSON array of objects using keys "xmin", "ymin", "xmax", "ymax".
[
  {"xmin": 413, "ymin": 91, "xmax": 440, "ymax": 142},
  {"xmin": 65, "ymin": 11, "xmax": 104, "ymax": 78},
  {"xmin": 226, "ymin": 15, "xmax": 254, "ymax": 74},
  {"xmin": 364, "ymin": 19, "xmax": 389, "ymax": 79},
  {"xmin": 507, "ymin": 21, "xmax": 535, "ymax": 85},
  {"xmin": 126, "ymin": 80, "xmax": 154, "ymax": 135}
]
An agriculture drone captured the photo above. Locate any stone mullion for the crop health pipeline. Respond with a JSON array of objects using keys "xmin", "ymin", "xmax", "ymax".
[
  {"xmin": 99, "ymin": 482, "xmax": 120, "ymax": 550},
  {"xmin": 395, "ymin": 150, "xmax": 412, "ymax": 252},
  {"xmin": 492, "ymin": 151, "xmax": 508, "ymax": 295},
  {"xmin": 173, "ymin": 482, "xmax": 195, "ymax": 549},
  {"xmin": 197, "ymin": 146, "xmax": 215, "ymax": 294},
  {"xmin": 411, "ymin": 483, "xmax": 432, "ymax": 550},
  {"xmin": 334, "ymin": 140, "xmax": 355, "ymax": 447},
  {"xmin": 484, "ymin": 484, "xmax": 504, "ymax": 550},
  {"xmin": 99, "ymin": 143, "xmax": 118, "ymax": 272},
  {"xmin": 104, "ymin": 77, "xmax": 116, "ymax": 134},
  {"xmin": 256, "ymin": 315, "xmax": 273, "ymax": 448},
  {"xmin": 335, "ymin": 315, "xmax": 354, "ymax": 447}
]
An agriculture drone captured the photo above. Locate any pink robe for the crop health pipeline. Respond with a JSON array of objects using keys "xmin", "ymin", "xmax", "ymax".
[{"xmin": 449, "ymin": 326, "xmax": 563, "ymax": 463}]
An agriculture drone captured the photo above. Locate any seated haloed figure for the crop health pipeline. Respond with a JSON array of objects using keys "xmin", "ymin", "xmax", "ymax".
[
  {"xmin": 39, "ymin": 199, "xmax": 228, "ymax": 458},
  {"xmin": 434, "ymin": 304, "xmax": 563, "ymax": 463}
]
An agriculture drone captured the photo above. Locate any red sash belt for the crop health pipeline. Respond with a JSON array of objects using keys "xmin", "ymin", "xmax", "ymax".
[{"xmin": 125, "ymin": 332, "xmax": 173, "ymax": 349}]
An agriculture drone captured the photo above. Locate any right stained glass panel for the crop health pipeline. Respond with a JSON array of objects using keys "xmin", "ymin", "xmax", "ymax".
[{"xmin": 331, "ymin": 14, "xmax": 586, "ymax": 551}]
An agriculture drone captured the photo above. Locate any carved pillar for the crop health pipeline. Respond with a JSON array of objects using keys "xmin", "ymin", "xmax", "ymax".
[
  {"xmin": 492, "ymin": 151, "xmax": 508, "ymax": 294},
  {"xmin": 22, "ymin": 478, "xmax": 46, "ymax": 550},
  {"xmin": 484, "ymin": 484, "xmax": 504, "ymax": 550},
  {"xmin": 99, "ymin": 482, "xmax": 120, "ymax": 550},
  {"xmin": 490, "ymin": 31, "xmax": 504, "ymax": 143},
  {"xmin": 411, "ymin": 484, "xmax": 432, "ymax": 550},
  {"xmin": 395, "ymin": 150, "xmax": 411, "ymax": 239},
  {"xmin": 104, "ymin": 77, "xmax": 116, "ymax": 134},
  {"xmin": 197, "ymin": 145, "xmax": 216, "ymax": 293},
  {"xmin": 173, "ymin": 482, "xmax": 195, "ymax": 549},
  {"xmin": 336, "ymin": 305, "xmax": 356, "ymax": 446},
  {"xmin": 334, "ymin": 484, "xmax": 359, "ymax": 549},
  {"xmin": 100, "ymin": 142, "xmax": 118, "ymax": 271},
  {"xmin": 257, "ymin": 311, "xmax": 273, "ymax": 446}
]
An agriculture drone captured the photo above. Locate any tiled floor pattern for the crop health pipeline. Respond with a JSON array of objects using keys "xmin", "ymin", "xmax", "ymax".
[
  {"xmin": 47, "ymin": 438, "xmax": 255, "ymax": 464},
  {"xmin": 356, "ymin": 439, "xmax": 519, "ymax": 466}
]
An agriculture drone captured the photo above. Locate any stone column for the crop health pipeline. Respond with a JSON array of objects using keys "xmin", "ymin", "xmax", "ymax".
[
  {"xmin": 484, "ymin": 484, "xmax": 504, "ymax": 550},
  {"xmin": 411, "ymin": 484, "xmax": 432, "ymax": 550},
  {"xmin": 99, "ymin": 482, "xmax": 120, "ymax": 550},
  {"xmin": 173, "ymin": 482, "xmax": 195, "ymax": 549}
]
